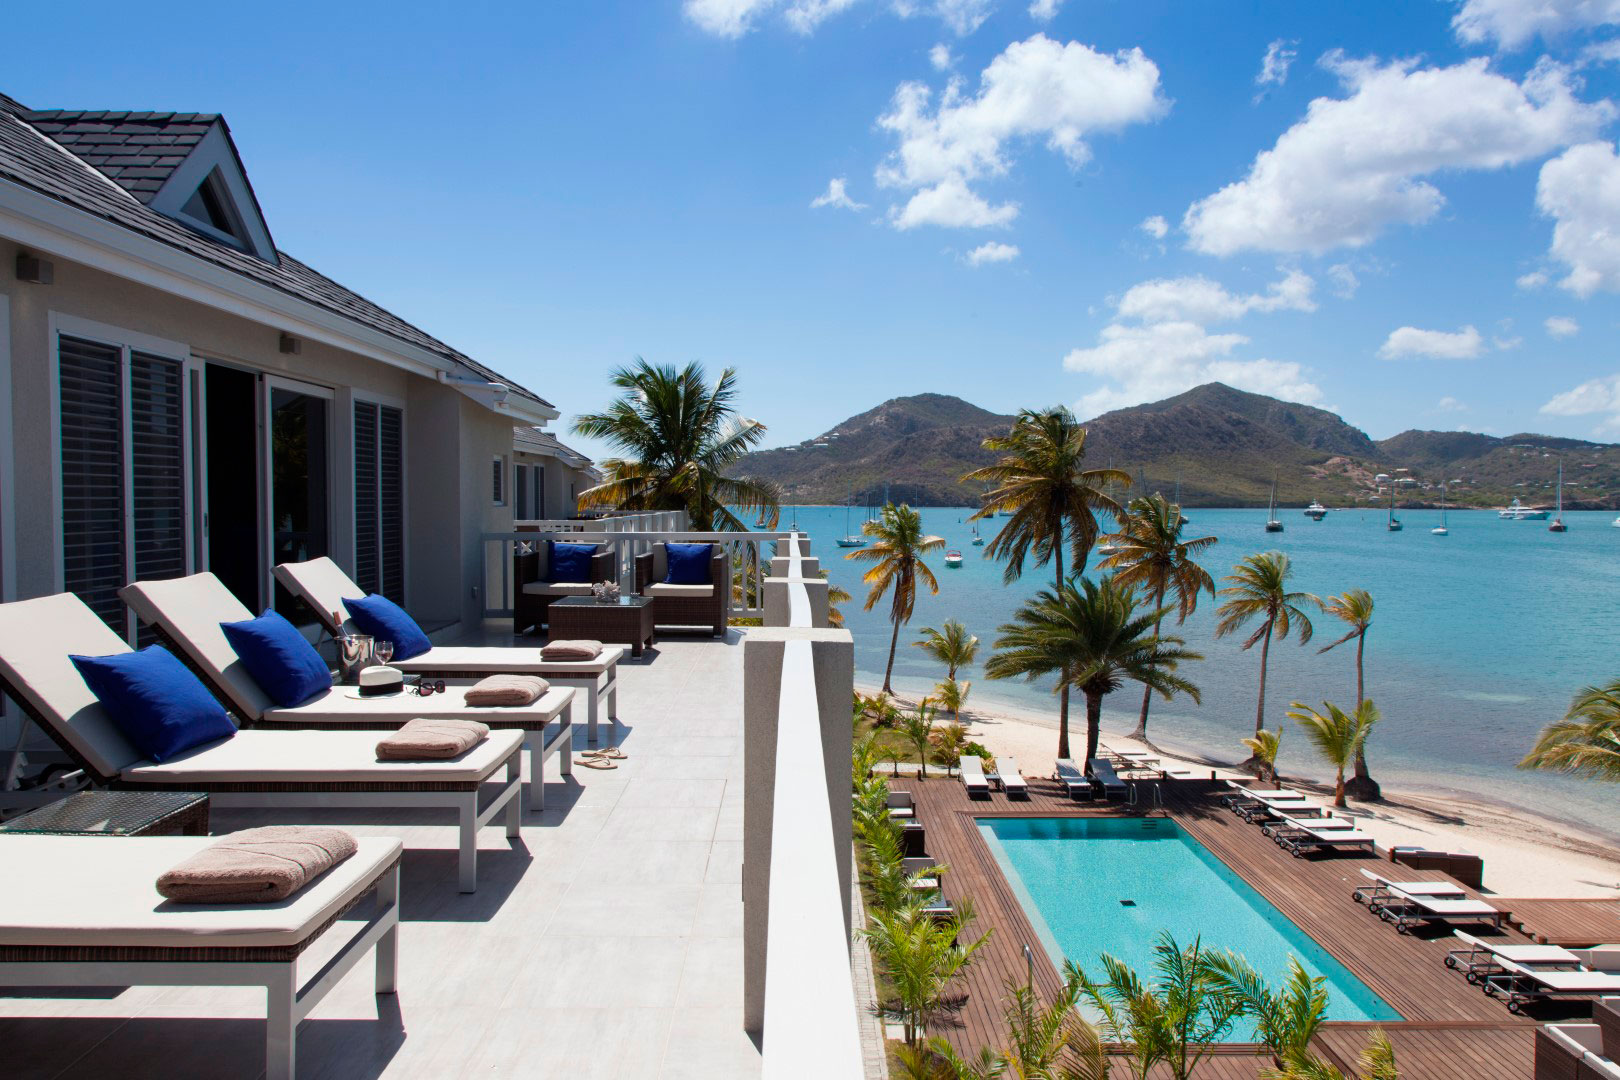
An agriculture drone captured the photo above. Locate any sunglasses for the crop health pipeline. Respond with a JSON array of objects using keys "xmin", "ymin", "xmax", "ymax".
[{"xmin": 409, "ymin": 678, "xmax": 446, "ymax": 697}]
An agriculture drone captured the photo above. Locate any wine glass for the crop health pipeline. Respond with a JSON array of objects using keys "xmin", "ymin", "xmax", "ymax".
[{"xmin": 374, "ymin": 640, "xmax": 394, "ymax": 666}]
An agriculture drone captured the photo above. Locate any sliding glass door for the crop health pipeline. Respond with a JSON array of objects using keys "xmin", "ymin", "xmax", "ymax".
[{"xmin": 268, "ymin": 382, "xmax": 330, "ymax": 619}]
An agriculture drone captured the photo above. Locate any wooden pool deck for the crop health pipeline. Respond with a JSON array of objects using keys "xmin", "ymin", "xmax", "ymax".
[{"xmin": 895, "ymin": 773, "xmax": 1565, "ymax": 1078}]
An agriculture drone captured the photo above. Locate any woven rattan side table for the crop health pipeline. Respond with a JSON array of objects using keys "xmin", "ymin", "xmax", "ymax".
[
  {"xmin": 0, "ymin": 790, "xmax": 210, "ymax": 836},
  {"xmin": 548, "ymin": 595, "xmax": 656, "ymax": 658}
]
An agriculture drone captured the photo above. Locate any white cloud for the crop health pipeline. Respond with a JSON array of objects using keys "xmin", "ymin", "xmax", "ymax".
[
  {"xmin": 1378, "ymin": 324, "xmax": 1486, "ymax": 360},
  {"xmin": 810, "ymin": 177, "xmax": 868, "ymax": 211},
  {"xmin": 785, "ymin": 0, "xmax": 863, "ymax": 32},
  {"xmin": 685, "ymin": 0, "xmax": 991, "ymax": 36},
  {"xmin": 1438, "ymin": 395, "xmax": 1469, "ymax": 412},
  {"xmin": 1116, "ymin": 269, "xmax": 1317, "ymax": 324},
  {"xmin": 1494, "ymin": 334, "xmax": 1524, "ymax": 349},
  {"xmin": 1547, "ymin": 315, "xmax": 1582, "ymax": 336},
  {"xmin": 1453, "ymin": 0, "xmax": 1620, "ymax": 50},
  {"xmin": 1256, "ymin": 39, "xmax": 1298, "ymax": 88},
  {"xmin": 1183, "ymin": 55, "xmax": 1612, "ymax": 256},
  {"xmin": 1584, "ymin": 39, "xmax": 1620, "ymax": 65},
  {"xmin": 967, "ymin": 240, "xmax": 1020, "ymax": 264},
  {"xmin": 929, "ymin": 43, "xmax": 954, "ymax": 70},
  {"xmin": 892, "ymin": 0, "xmax": 996, "ymax": 36},
  {"xmin": 1536, "ymin": 141, "xmax": 1620, "ymax": 296},
  {"xmin": 1542, "ymin": 373, "xmax": 1620, "ymax": 431},
  {"xmin": 1327, "ymin": 263, "xmax": 1360, "ymax": 298},
  {"xmin": 684, "ymin": 0, "xmax": 777, "ymax": 37},
  {"xmin": 1028, "ymin": 0, "xmax": 1064, "ymax": 20},
  {"xmin": 1139, "ymin": 214, "xmax": 1169, "ymax": 239},
  {"xmin": 1517, "ymin": 268, "xmax": 1551, "ymax": 289},
  {"xmin": 877, "ymin": 34, "xmax": 1167, "ymax": 229}
]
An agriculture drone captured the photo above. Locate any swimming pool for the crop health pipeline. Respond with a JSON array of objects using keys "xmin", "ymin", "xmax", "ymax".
[{"xmin": 978, "ymin": 817, "xmax": 1401, "ymax": 1040}]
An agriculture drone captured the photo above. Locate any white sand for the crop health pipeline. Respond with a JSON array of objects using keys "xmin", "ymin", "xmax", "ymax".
[{"xmin": 863, "ymin": 684, "xmax": 1620, "ymax": 900}]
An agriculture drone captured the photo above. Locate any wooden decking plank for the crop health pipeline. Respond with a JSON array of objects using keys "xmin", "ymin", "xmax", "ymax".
[{"xmin": 1502, "ymin": 898, "xmax": 1620, "ymax": 947}]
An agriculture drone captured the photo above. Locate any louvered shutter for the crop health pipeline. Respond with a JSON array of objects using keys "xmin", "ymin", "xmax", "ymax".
[
  {"xmin": 353, "ymin": 401, "xmax": 379, "ymax": 594},
  {"xmin": 379, "ymin": 405, "xmax": 404, "ymax": 602},
  {"xmin": 129, "ymin": 352, "xmax": 186, "ymax": 585},
  {"xmin": 58, "ymin": 336, "xmax": 126, "ymax": 632}
]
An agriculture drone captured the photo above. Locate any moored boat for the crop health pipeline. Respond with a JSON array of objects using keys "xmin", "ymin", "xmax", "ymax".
[
  {"xmin": 1265, "ymin": 475, "xmax": 1284, "ymax": 532},
  {"xmin": 1304, "ymin": 500, "xmax": 1327, "ymax": 521},
  {"xmin": 1499, "ymin": 498, "xmax": 1550, "ymax": 520},
  {"xmin": 944, "ymin": 549, "xmax": 963, "ymax": 567},
  {"xmin": 1549, "ymin": 460, "xmax": 1568, "ymax": 533},
  {"xmin": 1432, "ymin": 482, "xmax": 1449, "ymax": 536}
]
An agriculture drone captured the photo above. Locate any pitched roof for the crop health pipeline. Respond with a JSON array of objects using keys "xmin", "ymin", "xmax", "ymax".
[
  {"xmin": 22, "ymin": 111, "xmax": 217, "ymax": 203},
  {"xmin": 0, "ymin": 94, "xmax": 549, "ymax": 410},
  {"xmin": 514, "ymin": 427, "xmax": 594, "ymax": 467}
]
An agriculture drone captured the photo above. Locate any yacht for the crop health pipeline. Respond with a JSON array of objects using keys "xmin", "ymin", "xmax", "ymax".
[
  {"xmin": 1386, "ymin": 485, "xmax": 1403, "ymax": 532},
  {"xmin": 944, "ymin": 549, "xmax": 963, "ymax": 568},
  {"xmin": 1264, "ymin": 475, "xmax": 1284, "ymax": 532},
  {"xmin": 1549, "ymin": 461, "xmax": 1568, "ymax": 533},
  {"xmin": 836, "ymin": 496, "xmax": 866, "ymax": 548},
  {"xmin": 1499, "ymin": 498, "xmax": 1550, "ymax": 521},
  {"xmin": 1303, "ymin": 500, "xmax": 1327, "ymax": 521},
  {"xmin": 1432, "ymin": 483, "xmax": 1449, "ymax": 536},
  {"xmin": 970, "ymin": 523, "xmax": 984, "ymax": 547}
]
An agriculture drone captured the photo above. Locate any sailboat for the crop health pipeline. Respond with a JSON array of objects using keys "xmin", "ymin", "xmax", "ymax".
[
  {"xmin": 836, "ymin": 494, "xmax": 866, "ymax": 548},
  {"xmin": 1549, "ymin": 460, "xmax": 1568, "ymax": 532},
  {"xmin": 970, "ymin": 522, "xmax": 984, "ymax": 547},
  {"xmin": 1431, "ymin": 483, "xmax": 1449, "ymax": 536},
  {"xmin": 1264, "ymin": 475, "xmax": 1284, "ymax": 532},
  {"xmin": 1386, "ymin": 484, "xmax": 1403, "ymax": 531}
]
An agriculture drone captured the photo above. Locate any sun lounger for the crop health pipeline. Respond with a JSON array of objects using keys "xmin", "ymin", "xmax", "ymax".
[
  {"xmin": 887, "ymin": 791, "xmax": 915, "ymax": 820},
  {"xmin": 1275, "ymin": 820, "xmax": 1376, "ymax": 858},
  {"xmin": 0, "ymin": 592, "xmax": 521, "ymax": 892},
  {"xmin": 1377, "ymin": 886, "xmax": 1508, "ymax": 933},
  {"xmin": 120, "ymin": 573, "xmax": 573, "ymax": 806},
  {"xmin": 999, "ymin": 756, "xmax": 1029, "ymax": 799},
  {"xmin": 1484, "ymin": 957, "xmax": 1620, "ymax": 1013},
  {"xmin": 902, "ymin": 856, "xmax": 941, "ymax": 892},
  {"xmin": 1445, "ymin": 930, "xmax": 1582, "ymax": 984},
  {"xmin": 1088, "ymin": 758, "xmax": 1129, "ymax": 800},
  {"xmin": 275, "ymin": 558, "xmax": 624, "ymax": 743},
  {"xmin": 1353, "ymin": 868, "xmax": 1466, "ymax": 908},
  {"xmin": 958, "ymin": 754, "xmax": 991, "ymax": 799},
  {"xmin": 1054, "ymin": 759, "xmax": 1094, "ymax": 801},
  {"xmin": 1263, "ymin": 813, "xmax": 1357, "ymax": 839},
  {"xmin": 0, "ymin": 834, "xmax": 401, "ymax": 1080},
  {"xmin": 1233, "ymin": 797, "xmax": 1321, "ymax": 823}
]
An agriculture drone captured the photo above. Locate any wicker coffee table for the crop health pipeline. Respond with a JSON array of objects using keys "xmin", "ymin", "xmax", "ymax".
[
  {"xmin": 548, "ymin": 595, "xmax": 656, "ymax": 658},
  {"xmin": 0, "ymin": 790, "xmax": 210, "ymax": 836}
]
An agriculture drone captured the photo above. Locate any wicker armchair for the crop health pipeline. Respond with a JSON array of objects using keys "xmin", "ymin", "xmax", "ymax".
[
  {"xmin": 633, "ymin": 543, "xmax": 727, "ymax": 636},
  {"xmin": 513, "ymin": 541, "xmax": 616, "ymax": 633}
]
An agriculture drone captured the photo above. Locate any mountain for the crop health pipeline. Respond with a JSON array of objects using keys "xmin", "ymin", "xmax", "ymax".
[{"xmin": 735, "ymin": 384, "xmax": 1620, "ymax": 509}]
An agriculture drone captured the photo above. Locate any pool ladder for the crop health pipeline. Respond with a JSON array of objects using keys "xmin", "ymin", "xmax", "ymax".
[{"xmin": 1128, "ymin": 780, "xmax": 1165, "ymax": 815}]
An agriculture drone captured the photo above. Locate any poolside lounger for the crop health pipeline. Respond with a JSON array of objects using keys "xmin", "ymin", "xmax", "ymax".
[
  {"xmin": 959, "ymin": 755, "xmax": 991, "ymax": 799},
  {"xmin": 1054, "ymin": 759, "xmax": 1094, "ymax": 801},
  {"xmin": 1353, "ymin": 868, "xmax": 1466, "ymax": 908},
  {"xmin": 1233, "ymin": 797, "xmax": 1321, "ymax": 824},
  {"xmin": 275, "ymin": 557, "xmax": 624, "ymax": 743},
  {"xmin": 1088, "ymin": 758, "xmax": 1129, "ymax": 800},
  {"xmin": 1275, "ymin": 821, "xmax": 1376, "ymax": 858},
  {"xmin": 1263, "ymin": 814, "xmax": 1357, "ymax": 839},
  {"xmin": 120, "ymin": 573, "xmax": 573, "ymax": 806},
  {"xmin": 0, "ymin": 834, "xmax": 400, "ymax": 1080},
  {"xmin": 1377, "ymin": 887, "xmax": 1508, "ymax": 934},
  {"xmin": 887, "ymin": 791, "xmax": 915, "ymax": 819},
  {"xmin": 902, "ymin": 856, "xmax": 941, "ymax": 891},
  {"xmin": 1484, "ymin": 958, "xmax": 1620, "ymax": 1013},
  {"xmin": 1445, "ymin": 930, "xmax": 1581, "ymax": 984},
  {"xmin": 999, "ymin": 756, "xmax": 1029, "ymax": 799}
]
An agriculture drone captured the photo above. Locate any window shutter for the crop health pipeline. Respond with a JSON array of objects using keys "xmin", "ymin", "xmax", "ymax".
[
  {"xmin": 58, "ymin": 336, "xmax": 127, "ymax": 632},
  {"xmin": 379, "ymin": 405, "xmax": 404, "ymax": 601},
  {"xmin": 492, "ymin": 458, "xmax": 504, "ymax": 504},
  {"xmin": 129, "ymin": 352, "xmax": 186, "ymax": 585},
  {"xmin": 353, "ymin": 401, "xmax": 379, "ymax": 594}
]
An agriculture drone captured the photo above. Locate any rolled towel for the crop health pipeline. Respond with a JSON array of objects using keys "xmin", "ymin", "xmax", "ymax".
[
  {"xmin": 541, "ymin": 639, "xmax": 603, "ymax": 661},
  {"xmin": 376, "ymin": 717, "xmax": 489, "ymax": 760},
  {"xmin": 464, "ymin": 674, "xmax": 549, "ymax": 706},
  {"xmin": 157, "ymin": 826, "xmax": 358, "ymax": 904}
]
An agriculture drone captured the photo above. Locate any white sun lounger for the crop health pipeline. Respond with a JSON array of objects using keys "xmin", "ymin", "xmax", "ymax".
[
  {"xmin": 998, "ymin": 756, "xmax": 1029, "ymax": 799},
  {"xmin": 1378, "ymin": 886, "xmax": 1508, "ymax": 934},
  {"xmin": 1088, "ymin": 757, "xmax": 1129, "ymax": 799},
  {"xmin": 1275, "ymin": 820, "xmax": 1376, "ymax": 858},
  {"xmin": 0, "ymin": 593, "xmax": 523, "ymax": 893},
  {"xmin": 1353, "ymin": 868, "xmax": 1466, "ymax": 907},
  {"xmin": 274, "ymin": 557, "xmax": 624, "ymax": 743},
  {"xmin": 959, "ymin": 754, "xmax": 990, "ymax": 799},
  {"xmin": 120, "ymin": 573, "xmax": 573, "ymax": 806},
  {"xmin": 1233, "ymin": 797, "xmax": 1321, "ymax": 823},
  {"xmin": 1264, "ymin": 814, "xmax": 1356, "ymax": 839},
  {"xmin": 1445, "ymin": 930, "xmax": 1581, "ymax": 984},
  {"xmin": 0, "ymin": 834, "xmax": 401, "ymax": 1080},
  {"xmin": 1484, "ymin": 957, "xmax": 1620, "ymax": 1013},
  {"xmin": 1054, "ymin": 759, "xmax": 1094, "ymax": 800}
]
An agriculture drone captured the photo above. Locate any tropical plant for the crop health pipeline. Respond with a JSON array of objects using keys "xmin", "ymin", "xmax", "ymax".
[
  {"xmin": 931, "ymin": 721, "xmax": 971, "ymax": 776},
  {"xmin": 1522, "ymin": 679, "xmax": 1620, "ymax": 780},
  {"xmin": 572, "ymin": 358, "xmax": 778, "ymax": 529},
  {"xmin": 901, "ymin": 700, "xmax": 939, "ymax": 779},
  {"xmin": 1075, "ymin": 933, "xmax": 1241, "ymax": 1080},
  {"xmin": 848, "ymin": 504, "xmax": 945, "ymax": 694},
  {"xmin": 914, "ymin": 619, "xmax": 980, "ymax": 681},
  {"xmin": 987, "ymin": 577, "xmax": 1201, "ymax": 766},
  {"xmin": 1242, "ymin": 728, "xmax": 1284, "ymax": 786},
  {"xmin": 1287, "ymin": 700, "xmax": 1379, "ymax": 808},
  {"xmin": 925, "ymin": 972, "xmax": 1109, "ymax": 1080},
  {"xmin": 1099, "ymin": 493, "xmax": 1218, "ymax": 741},
  {"xmin": 864, "ymin": 900, "xmax": 989, "ymax": 1046},
  {"xmin": 1318, "ymin": 589, "xmax": 1379, "ymax": 800},
  {"xmin": 1205, "ymin": 952, "xmax": 1329, "ymax": 1067},
  {"xmin": 963, "ymin": 407, "xmax": 1129, "ymax": 588},
  {"xmin": 853, "ymin": 730, "xmax": 883, "ymax": 787},
  {"xmin": 934, "ymin": 677, "xmax": 972, "ymax": 719},
  {"xmin": 1215, "ymin": 552, "xmax": 1321, "ymax": 745},
  {"xmin": 1263, "ymin": 1030, "xmax": 1398, "ymax": 1080},
  {"xmin": 827, "ymin": 573, "xmax": 852, "ymax": 628}
]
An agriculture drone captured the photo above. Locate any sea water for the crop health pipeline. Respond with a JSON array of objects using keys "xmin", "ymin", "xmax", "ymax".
[{"xmin": 792, "ymin": 504, "xmax": 1620, "ymax": 835}]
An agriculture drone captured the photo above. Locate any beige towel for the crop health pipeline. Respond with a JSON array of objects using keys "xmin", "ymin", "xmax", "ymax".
[
  {"xmin": 156, "ymin": 826, "xmax": 358, "ymax": 904},
  {"xmin": 376, "ymin": 717, "xmax": 489, "ymax": 760},
  {"xmin": 541, "ymin": 639, "xmax": 603, "ymax": 661},
  {"xmin": 464, "ymin": 674, "xmax": 549, "ymax": 706}
]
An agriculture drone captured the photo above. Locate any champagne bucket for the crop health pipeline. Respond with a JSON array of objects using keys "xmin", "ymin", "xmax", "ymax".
[{"xmin": 338, "ymin": 634, "xmax": 374, "ymax": 684}]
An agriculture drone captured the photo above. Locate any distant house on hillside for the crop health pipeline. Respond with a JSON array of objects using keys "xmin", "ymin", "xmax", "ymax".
[{"xmin": 511, "ymin": 426, "xmax": 599, "ymax": 519}]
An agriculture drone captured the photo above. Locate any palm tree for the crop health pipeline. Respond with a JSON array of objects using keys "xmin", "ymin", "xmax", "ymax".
[
  {"xmin": 826, "ymin": 575, "xmax": 852, "ymax": 628},
  {"xmin": 933, "ymin": 677, "xmax": 971, "ymax": 719},
  {"xmin": 963, "ymin": 407, "xmax": 1129, "ymax": 589},
  {"xmin": 986, "ymin": 576, "xmax": 1201, "ymax": 767},
  {"xmin": 1100, "ymin": 494, "xmax": 1218, "ymax": 741},
  {"xmin": 1522, "ymin": 679, "xmax": 1620, "ymax": 780},
  {"xmin": 1215, "ymin": 552, "xmax": 1321, "ymax": 745},
  {"xmin": 1206, "ymin": 952, "xmax": 1330, "ymax": 1068},
  {"xmin": 848, "ymin": 504, "xmax": 944, "ymax": 695},
  {"xmin": 900, "ymin": 700, "xmax": 938, "ymax": 779},
  {"xmin": 573, "ymin": 358, "xmax": 778, "ymax": 529},
  {"xmin": 913, "ymin": 620, "xmax": 979, "ymax": 681},
  {"xmin": 863, "ymin": 901, "xmax": 988, "ymax": 1046},
  {"xmin": 1264, "ymin": 1031, "xmax": 1398, "ymax": 1080},
  {"xmin": 1243, "ymin": 728, "xmax": 1283, "ymax": 786},
  {"xmin": 921, "ymin": 973, "xmax": 1108, "ymax": 1080},
  {"xmin": 1287, "ymin": 700, "xmax": 1379, "ymax": 807},
  {"xmin": 1319, "ymin": 589, "xmax": 1379, "ymax": 800}
]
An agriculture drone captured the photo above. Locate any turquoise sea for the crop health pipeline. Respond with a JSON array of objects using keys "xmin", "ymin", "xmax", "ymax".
[{"xmin": 789, "ymin": 504, "xmax": 1620, "ymax": 836}]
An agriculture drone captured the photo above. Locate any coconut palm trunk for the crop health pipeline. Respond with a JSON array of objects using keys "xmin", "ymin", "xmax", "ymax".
[
  {"xmin": 1254, "ymin": 618, "xmax": 1275, "ymax": 735},
  {"xmin": 1131, "ymin": 583, "xmax": 1168, "ymax": 740},
  {"xmin": 1084, "ymin": 688, "xmax": 1103, "ymax": 770},
  {"xmin": 1057, "ymin": 683, "xmax": 1071, "ymax": 761},
  {"xmin": 1346, "ymin": 630, "xmax": 1380, "ymax": 799},
  {"xmin": 883, "ymin": 612, "xmax": 902, "ymax": 695}
]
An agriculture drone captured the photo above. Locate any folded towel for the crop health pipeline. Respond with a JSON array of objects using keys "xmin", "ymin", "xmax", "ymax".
[
  {"xmin": 156, "ymin": 826, "xmax": 358, "ymax": 904},
  {"xmin": 376, "ymin": 717, "xmax": 489, "ymax": 760},
  {"xmin": 464, "ymin": 674, "xmax": 549, "ymax": 707},
  {"xmin": 541, "ymin": 639, "xmax": 602, "ymax": 661}
]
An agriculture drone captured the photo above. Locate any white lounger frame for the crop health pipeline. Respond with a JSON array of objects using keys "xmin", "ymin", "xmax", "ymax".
[{"xmin": 0, "ymin": 862, "xmax": 400, "ymax": 1080}]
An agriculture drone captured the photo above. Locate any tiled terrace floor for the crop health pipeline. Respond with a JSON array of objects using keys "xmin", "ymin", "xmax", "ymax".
[{"xmin": 0, "ymin": 627, "xmax": 762, "ymax": 1080}]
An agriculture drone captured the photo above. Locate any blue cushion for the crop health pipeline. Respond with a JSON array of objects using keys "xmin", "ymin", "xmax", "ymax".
[
  {"xmin": 664, "ymin": 543, "xmax": 714, "ymax": 585},
  {"xmin": 220, "ymin": 610, "xmax": 335, "ymax": 707},
  {"xmin": 70, "ymin": 646, "xmax": 236, "ymax": 764},
  {"xmin": 548, "ymin": 542, "xmax": 598, "ymax": 584},
  {"xmin": 342, "ymin": 593, "xmax": 433, "ymax": 661}
]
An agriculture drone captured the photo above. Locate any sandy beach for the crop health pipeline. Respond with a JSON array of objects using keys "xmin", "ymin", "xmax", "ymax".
[{"xmin": 860, "ymin": 683, "xmax": 1620, "ymax": 900}]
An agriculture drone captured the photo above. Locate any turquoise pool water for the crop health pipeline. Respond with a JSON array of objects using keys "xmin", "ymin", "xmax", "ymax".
[{"xmin": 978, "ymin": 817, "xmax": 1401, "ymax": 1040}]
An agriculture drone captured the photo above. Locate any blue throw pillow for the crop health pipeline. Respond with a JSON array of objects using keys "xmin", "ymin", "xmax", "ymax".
[
  {"xmin": 220, "ymin": 610, "xmax": 334, "ymax": 707},
  {"xmin": 342, "ymin": 593, "xmax": 433, "ymax": 661},
  {"xmin": 548, "ymin": 542, "xmax": 598, "ymax": 583},
  {"xmin": 70, "ymin": 646, "xmax": 236, "ymax": 763},
  {"xmin": 664, "ymin": 543, "xmax": 714, "ymax": 585}
]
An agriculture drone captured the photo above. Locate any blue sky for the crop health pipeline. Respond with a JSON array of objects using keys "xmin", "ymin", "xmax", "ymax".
[{"xmin": 12, "ymin": 0, "xmax": 1620, "ymax": 457}]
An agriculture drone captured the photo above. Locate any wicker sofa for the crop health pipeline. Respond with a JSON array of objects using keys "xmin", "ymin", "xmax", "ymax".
[
  {"xmin": 633, "ymin": 543, "xmax": 727, "ymax": 636},
  {"xmin": 513, "ymin": 540, "xmax": 616, "ymax": 634}
]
